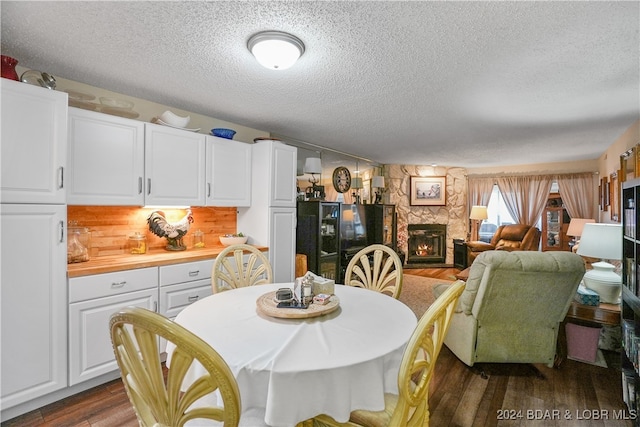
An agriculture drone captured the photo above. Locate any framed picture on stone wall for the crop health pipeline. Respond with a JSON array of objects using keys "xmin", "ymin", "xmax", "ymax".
[{"xmin": 410, "ymin": 176, "xmax": 446, "ymax": 206}]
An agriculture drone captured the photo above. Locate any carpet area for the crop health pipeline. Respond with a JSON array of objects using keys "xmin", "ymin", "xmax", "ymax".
[{"xmin": 399, "ymin": 274, "xmax": 455, "ymax": 318}]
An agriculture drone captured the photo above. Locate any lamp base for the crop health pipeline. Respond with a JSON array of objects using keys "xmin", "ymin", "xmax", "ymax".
[{"xmin": 582, "ymin": 261, "xmax": 621, "ymax": 304}]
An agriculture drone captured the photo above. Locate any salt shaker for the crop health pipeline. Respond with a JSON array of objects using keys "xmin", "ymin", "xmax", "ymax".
[{"xmin": 301, "ymin": 275, "xmax": 313, "ymax": 306}]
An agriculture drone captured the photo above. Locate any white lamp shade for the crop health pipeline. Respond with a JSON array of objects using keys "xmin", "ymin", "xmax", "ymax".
[
  {"xmin": 352, "ymin": 177, "xmax": 363, "ymax": 189},
  {"xmin": 372, "ymin": 176, "xmax": 385, "ymax": 188},
  {"xmin": 303, "ymin": 157, "xmax": 322, "ymax": 174},
  {"xmin": 576, "ymin": 223, "xmax": 622, "ymax": 260},
  {"xmin": 248, "ymin": 31, "xmax": 305, "ymax": 70},
  {"xmin": 566, "ymin": 218, "xmax": 595, "ymax": 237},
  {"xmin": 469, "ymin": 205, "xmax": 488, "ymax": 221}
]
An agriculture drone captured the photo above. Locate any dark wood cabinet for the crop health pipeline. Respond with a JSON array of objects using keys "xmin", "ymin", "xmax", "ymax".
[
  {"xmin": 297, "ymin": 202, "xmax": 398, "ymax": 284},
  {"xmin": 364, "ymin": 204, "xmax": 397, "ymax": 250},
  {"xmin": 296, "ymin": 201, "xmax": 341, "ymax": 280},
  {"xmin": 453, "ymin": 239, "xmax": 467, "ymax": 269},
  {"xmin": 542, "ymin": 193, "xmax": 571, "ymax": 251}
]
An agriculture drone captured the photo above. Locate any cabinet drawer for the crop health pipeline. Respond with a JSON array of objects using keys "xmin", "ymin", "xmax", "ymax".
[
  {"xmin": 159, "ymin": 280, "xmax": 212, "ymax": 318},
  {"xmin": 69, "ymin": 267, "xmax": 157, "ymax": 303},
  {"xmin": 159, "ymin": 259, "xmax": 213, "ymax": 286}
]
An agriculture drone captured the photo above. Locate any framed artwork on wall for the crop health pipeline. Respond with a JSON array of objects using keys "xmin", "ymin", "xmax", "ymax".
[
  {"xmin": 610, "ymin": 170, "xmax": 620, "ymax": 222},
  {"xmin": 601, "ymin": 176, "xmax": 609, "ymax": 211},
  {"xmin": 620, "ymin": 146, "xmax": 636, "ymax": 182},
  {"xmin": 410, "ymin": 176, "xmax": 446, "ymax": 206}
]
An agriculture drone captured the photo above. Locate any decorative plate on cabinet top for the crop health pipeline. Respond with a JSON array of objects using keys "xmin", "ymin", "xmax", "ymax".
[{"xmin": 151, "ymin": 117, "xmax": 200, "ymax": 132}]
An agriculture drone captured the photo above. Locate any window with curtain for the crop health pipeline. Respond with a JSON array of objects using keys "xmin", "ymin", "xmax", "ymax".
[
  {"xmin": 483, "ymin": 184, "xmax": 552, "ymax": 242},
  {"xmin": 482, "ymin": 185, "xmax": 516, "ymax": 242}
]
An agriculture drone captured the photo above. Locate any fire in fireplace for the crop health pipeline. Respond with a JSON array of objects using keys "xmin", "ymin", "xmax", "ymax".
[{"xmin": 407, "ymin": 224, "xmax": 447, "ymax": 264}]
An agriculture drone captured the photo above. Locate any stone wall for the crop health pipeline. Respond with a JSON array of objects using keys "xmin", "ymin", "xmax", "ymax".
[{"xmin": 385, "ymin": 165, "xmax": 468, "ymax": 265}]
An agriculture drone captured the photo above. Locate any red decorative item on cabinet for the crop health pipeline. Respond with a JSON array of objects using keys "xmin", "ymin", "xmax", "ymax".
[{"xmin": 1, "ymin": 55, "xmax": 19, "ymax": 80}]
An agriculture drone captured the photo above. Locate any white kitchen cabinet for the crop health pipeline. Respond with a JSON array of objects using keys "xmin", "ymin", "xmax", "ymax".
[
  {"xmin": 205, "ymin": 135, "xmax": 251, "ymax": 207},
  {"xmin": 144, "ymin": 123, "xmax": 206, "ymax": 206},
  {"xmin": 67, "ymin": 108, "xmax": 145, "ymax": 205},
  {"xmin": 1, "ymin": 79, "xmax": 67, "ymax": 204},
  {"xmin": 159, "ymin": 259, "xmax": 214, "ymax": 318},
  {"xmin": 238, "ymin": 140, "xmax": 297, "ymax": 282},
  {"xmin": 268, "ymin": 208, "xmax": 297, "ymax": 282},
  {"xmin": 248, "ymin": 139, "xmax": 297, "ymax": 208},
  {"xmin": 1, "ymin": 204, "xmax": 67, "ymax": 410},
  {"xmin": 68, "ymin": 268, "xmax": 158, "ymax": 386}
]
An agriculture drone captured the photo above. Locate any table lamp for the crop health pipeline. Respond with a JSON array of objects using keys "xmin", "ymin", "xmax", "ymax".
[
  {"xmin": 372, "ymin": 176, "xmax": 385, "ymax": 204},
  {"xmin": 566, "ymin": 218, "xmax": 595, "ymax": 250},
  {"xmin": 303, "ymin": 157, "xmax": 322, "ymax": 185},
  {"xmin": 469, "ymin": 205, "xmax": 488, "ymax": 241},
  {"xmin": 576, "ymin": 223, "xmax": 622, "ymax": 303},
  {"xmin": 351, "ymin": 177, "xmax": 363, "ymax": 204}
]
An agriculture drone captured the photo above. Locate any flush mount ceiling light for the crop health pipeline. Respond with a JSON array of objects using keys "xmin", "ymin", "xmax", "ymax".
[{"xmin": 247, "ymin": 31, "xmax": 305, "ymax": 70}]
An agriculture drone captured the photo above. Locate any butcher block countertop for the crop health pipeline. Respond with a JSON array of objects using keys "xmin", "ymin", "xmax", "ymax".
[{"xmin": 67, "ymin": 245, "xmax": 269, "ymax": 278}]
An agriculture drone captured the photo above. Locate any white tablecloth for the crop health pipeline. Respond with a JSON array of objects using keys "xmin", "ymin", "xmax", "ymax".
[{"xmin": 166, "ymin": 283, "xmax": 417, "ymax": 427}]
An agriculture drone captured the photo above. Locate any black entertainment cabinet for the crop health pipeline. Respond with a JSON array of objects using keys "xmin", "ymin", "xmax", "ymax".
[{"xmin": 296, "ymin": 202, "xmax": 397, "ymax": 283}]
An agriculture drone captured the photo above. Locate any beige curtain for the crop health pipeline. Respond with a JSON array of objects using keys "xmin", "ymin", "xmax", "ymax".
[
  {"xmin": 496, "ymin": 175, "xmax": 554, "ymax": 226},
  {"xmin": 467, "ymin": 176, "xmax": 494, "ymax": 209},
  {"xmin": 467, "ymin": 176, "xmax": 495, "ymax": 239},
  {"xmin": 556, "ymin": 173, "xmax": 596, "ymax": 220}
]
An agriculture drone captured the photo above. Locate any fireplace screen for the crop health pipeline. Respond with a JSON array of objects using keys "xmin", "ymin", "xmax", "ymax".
[{"xmin": 407, "ymin": 224, "xmax": 446, "ymax": 264}]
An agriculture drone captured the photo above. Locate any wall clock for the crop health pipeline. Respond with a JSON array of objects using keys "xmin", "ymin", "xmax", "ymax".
[{"xmin": 332, "ymin": 166, "xmax": 352, "ymax": 193}]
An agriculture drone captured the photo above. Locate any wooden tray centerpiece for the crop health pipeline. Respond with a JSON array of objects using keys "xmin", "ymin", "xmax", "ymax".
[{"xmin": 256, "ymin": 291, "xmax": 340, "ymax": 319}]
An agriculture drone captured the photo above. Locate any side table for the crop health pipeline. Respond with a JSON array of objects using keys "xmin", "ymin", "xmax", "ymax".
[{"xmin": 453, "ymin": 239, "xmax": 468, "ymax": 270}]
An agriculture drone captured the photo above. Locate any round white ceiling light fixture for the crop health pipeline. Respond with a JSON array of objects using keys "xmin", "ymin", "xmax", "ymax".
[{"xmin": 247, "ymin": 31, "xmax": 305, "ymax": 70}]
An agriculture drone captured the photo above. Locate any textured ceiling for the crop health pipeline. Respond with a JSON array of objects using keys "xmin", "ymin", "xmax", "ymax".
[{"xmin": 1, "ymin": 1, "xmax": 638, "ymax": 168}]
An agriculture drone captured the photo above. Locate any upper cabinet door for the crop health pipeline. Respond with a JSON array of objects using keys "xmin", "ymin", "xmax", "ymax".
[
  {"xmin": 270, "ymin": 142, "xmax": 298, "ymax": 207},
  {"xmin": 1, "ymin": 79, "xmax": 67, "ymax": 204},
  {"xmin": 205, "ymin": 135, "xmax": 251, "ymax": 207},
  {"xmin": 67, "ymin": 108, "xmax": 145, "ymax": 205},
  {"xmin": 144, "ymin": 123, "xmax": 206, "ymax": 206}
]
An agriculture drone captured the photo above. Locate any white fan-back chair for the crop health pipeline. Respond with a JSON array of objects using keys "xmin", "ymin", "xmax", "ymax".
[
  {"xmin": 344, "ymin": 244, "xmax": 403, "ymax": 298},
  {"xmin": 212, "ymin": 244, "xmax": 273, "ymax": 293}
]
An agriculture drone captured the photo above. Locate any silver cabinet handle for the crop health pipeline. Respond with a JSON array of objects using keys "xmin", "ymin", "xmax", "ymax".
[
  {"xmin": 138, "ymin": 177, "xmax": 143, "ymax": 194},
  {"xmin": 147, "ymin": 178, "xmax": 151, "ymax": 195},
  {"xmin": 59, "ymin": 221, "xmax": 64, "ymax": 243},
  {"xmin": 188, "ymin": 295, "xmax": 199, "ymax": 302},
  {"xmin": 207, "ymin": 183, "xmax": 211, "ymax": 198},
  {"xmin": 111, "ymin": 281, "xmax": 126, "ymax": 288},
  {"xmin": 188, "ymin": 270, "xmax": 200, "ymax": 277},
  {"xmin": 58, "ymin": 167, "xmax": 64, "ymax": 189}
]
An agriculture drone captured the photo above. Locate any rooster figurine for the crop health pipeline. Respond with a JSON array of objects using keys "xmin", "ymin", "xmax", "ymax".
[{"xmin": 147, "ymin": 209, "xmax": 194, "ymax": 251}]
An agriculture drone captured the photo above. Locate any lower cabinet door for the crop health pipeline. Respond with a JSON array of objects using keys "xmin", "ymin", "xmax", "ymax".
[{"xmin": 68, "ymin": 288, "xmax": 158, "ymax": 386}]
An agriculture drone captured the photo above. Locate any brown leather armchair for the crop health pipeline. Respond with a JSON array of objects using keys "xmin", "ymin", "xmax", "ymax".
[{"xmin": 466, "ymin": 224, "xmax": 541, "ymax": 265}]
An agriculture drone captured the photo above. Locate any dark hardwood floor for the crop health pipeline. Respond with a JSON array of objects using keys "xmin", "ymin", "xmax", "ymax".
[{"xmin": 2, "ymin": 267, "xmax": 633, "ymax": 426}]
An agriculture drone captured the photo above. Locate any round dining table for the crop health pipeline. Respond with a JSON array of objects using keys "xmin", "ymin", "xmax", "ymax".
[{"xmin": 166, "ymin": 283, "xmax": 417, "ymax": 427}]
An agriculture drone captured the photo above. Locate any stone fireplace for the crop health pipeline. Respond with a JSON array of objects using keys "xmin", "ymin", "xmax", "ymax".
[{"xmin": 407, "ymin": 224, "xmax": 447, "ymax": 265}]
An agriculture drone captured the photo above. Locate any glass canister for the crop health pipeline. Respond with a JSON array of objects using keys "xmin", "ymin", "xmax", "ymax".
[
  {"xmin": 68, "ymin": 226, "xmax": 91, "ymax": 263},
  {"xmin": 193, "ymin": 229, "xmax": 205, "ymax": 248},
  {"xmin": 128, "ymin": 232, "xmax": 147, "ymax": 254}
]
